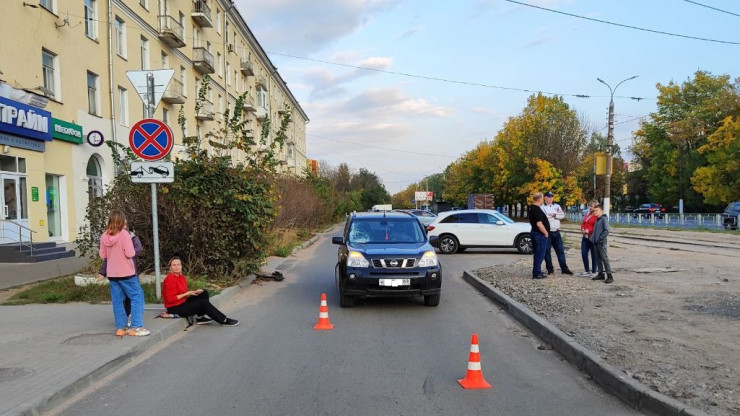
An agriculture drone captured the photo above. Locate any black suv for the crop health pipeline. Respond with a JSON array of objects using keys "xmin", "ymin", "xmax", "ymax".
[
  {"xmin": 332, "ymin": 211, "xmax": 442, "ymax": 307},
  {"xmin": 633, "ymin": 203, "xmax": 666, "ymax": 219},
  {"xmin": 722, "ymin": 202, "xmax": 740, "ymax": 230}
]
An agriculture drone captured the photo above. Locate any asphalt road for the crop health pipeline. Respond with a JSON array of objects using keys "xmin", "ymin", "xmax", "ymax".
[{"xmin": 55, "ymin": 233, "xmax": 640, "ymax": 416}]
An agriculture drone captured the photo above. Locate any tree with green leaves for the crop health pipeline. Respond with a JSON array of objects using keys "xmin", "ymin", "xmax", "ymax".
[{"xmin": 631, "ymin": 70, "xmax": 740, "ymax": 211}]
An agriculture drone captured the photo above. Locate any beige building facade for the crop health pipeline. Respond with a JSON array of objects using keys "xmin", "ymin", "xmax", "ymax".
[{"xmin": 0, "ymin": 0, "xmax": 308, "ymax": 245}]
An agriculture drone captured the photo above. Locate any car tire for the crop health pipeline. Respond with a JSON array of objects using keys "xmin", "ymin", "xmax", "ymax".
[
  {"xmin": 424, "ymin": 293, "xmax": 440, "ymax": 307},
  {"xmin": 334, "ymin": 264, "xmax": 341, "ymax": 294},
  {"xmin": 339, "ymin": 293, "xmax": 355, "ymax": 308},
  {"xmin": 438, "ymin": 235, "xmax": 459, "ymax": 254},
  {"xmin": 515, "ymin": 234, "xmax": 533, "ymax": 254}
]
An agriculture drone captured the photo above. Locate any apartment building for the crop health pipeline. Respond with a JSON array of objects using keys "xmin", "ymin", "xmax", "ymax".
[{"xmin": 0, "ymin": 0, "xmax": 308, "ymax": 246}]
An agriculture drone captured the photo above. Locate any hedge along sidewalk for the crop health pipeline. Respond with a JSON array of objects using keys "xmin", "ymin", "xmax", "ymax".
[{"xmin": 462, "ymin": 270, "xmax": 709, "ymax": 416}]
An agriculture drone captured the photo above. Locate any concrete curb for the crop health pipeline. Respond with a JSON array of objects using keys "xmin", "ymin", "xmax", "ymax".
[
  {"xmin": 17, "ymin": 239, "xmax": 306, "ymax": 416},
  {"xmin": 462, "ymin": 270, "xmax": 709, "ymax": 416}
]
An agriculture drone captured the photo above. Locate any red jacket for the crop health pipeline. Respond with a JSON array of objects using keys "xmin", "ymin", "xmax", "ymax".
[
  {"xmin": 581, "ymin": 212, "xmax": 597, "ymax": 236},
  {"xmin": 162, "ymin": 272, "xmax": 188, "ymax": 308}
]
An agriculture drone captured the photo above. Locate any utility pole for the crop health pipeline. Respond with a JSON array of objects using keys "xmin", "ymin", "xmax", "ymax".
[{"xmin": 597, "ymin": 75, "xmax": 638, "ymax": 216}]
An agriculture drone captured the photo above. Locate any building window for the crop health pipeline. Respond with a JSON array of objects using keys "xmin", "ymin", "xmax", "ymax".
[
  {"xmin": 118, "ymin": 86, "xmax": 128, "ymax": 126},
  {"xmin": 257, "ymin": 88, "xmax": 267, "ymax": 109},
  {"xmin": 162, "ymin": 108, "xmax": 169, "ymax": 124},
  {"xmin": 226, "ymin": 62, "xmax": 231, "ymax": 86},
  {"xmin": 39, "ymin": 0, "xmax": 53, "ymax": 12},
  {"xmin": 139, "ymin": 0, "xmax": 147, "ymax": 9},
  {"xmin": 114, "ymin": 17, "xmax": 126, "ymax": 57},
  {"xmin": 225, "ymin": 21, "xmax": 230, "ymax": 43},
  {"xmin": 161, "ymin": 51, "xmax": 168, "ymax": 68},
  {"xmin": 86, "ymin": 156, "xmax": 103, "ymax": 202},
  {"xmin": 140, "ymin": 36, "xmax": 149, "ymax": 70},
  {"xmin": 216, "ymin": 9, "xmax": 221, "ymax": 34},
  {"xmin": 42, "ymin": 49, "xmax": 57, "ymax": 99},
  {"xmin": 84, "ymin": 0, "xmax": 97, "ymax": 39},
  {"xmin": 87, "ymin": 71, "xmax": 99, "ymax": 116},
  {"xmin": 180, "ymin": 66, "xmax": 187, "ymax": 97},
  {"xmin": 217, "ymin": 52, "xmax": 222, "ymax": 77}
]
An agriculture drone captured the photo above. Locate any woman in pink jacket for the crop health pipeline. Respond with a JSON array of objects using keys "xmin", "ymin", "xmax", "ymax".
[{"xmin": 99, "ymin": 210, "xmax": 149, "ymax": 337}]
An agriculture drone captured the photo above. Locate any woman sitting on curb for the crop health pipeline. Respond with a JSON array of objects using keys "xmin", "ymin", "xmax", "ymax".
[{"xmin": 161, "ymin": 257, "xmax": 239, "ymax": 327}]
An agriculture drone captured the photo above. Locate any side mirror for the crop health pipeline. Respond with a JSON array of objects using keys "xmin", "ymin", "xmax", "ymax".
[
  {"xmin": 496, "ymin": 221, "xmax": 504, "ymax": 226},
  {"xmin": 332, "ymin": 236, "xmax": 344, "ymax": 245}
]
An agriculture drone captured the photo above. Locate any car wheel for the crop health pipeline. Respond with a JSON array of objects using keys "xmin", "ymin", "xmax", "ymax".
[
  {"xmin": 515, "ymin": 234, "xmax": 533, "ymax": 254},
  {"xmin": 424, "ymin": 293, "xmax": 440, "ymax": 307},
  {"xmin": 438, "ymin": 235, "xmax": 459, "ymax": 254},
  {"xmin": 334, "ymin": 264, "xmax": 341, "ymax": 294},
  {"xmin": 339, "ymin": 293, "xmax": 355, "ymax": 308}
]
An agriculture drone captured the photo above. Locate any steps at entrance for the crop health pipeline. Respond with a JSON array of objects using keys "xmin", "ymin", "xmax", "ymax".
[{"xmin": 0, "ymin": 242, "xmax": 76, "ymax": 263}]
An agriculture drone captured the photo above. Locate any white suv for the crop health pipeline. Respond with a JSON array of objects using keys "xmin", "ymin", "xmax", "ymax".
[{"xmin": 426, "ymin": 209, "xmax": 532, "ymax": 254}]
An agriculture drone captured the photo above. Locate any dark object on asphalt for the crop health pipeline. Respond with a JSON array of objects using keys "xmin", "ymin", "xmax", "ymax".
[
  {"xmin": 257, "ymin": 271, "xmax": 284, "ymax": 281},
  {"xmin": 332, "ymin": 211, "xmax": 442, "ymax": 307}
]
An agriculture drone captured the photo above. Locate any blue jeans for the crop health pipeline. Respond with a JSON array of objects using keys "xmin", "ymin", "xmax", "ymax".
[
  {"xmin": 531, "ymin": 231, "xmax": 550, "ymax": 277},
  {"xmin": 581, "ymin": 237, "xmax": 597, "ymax": 273},
  {"xmin": 109, "ymin": 276, "xmax": 145, "ymax": 329},
  {"xmin": 545, "ymin": 230, "xmax": 569, "ymax": 272}
]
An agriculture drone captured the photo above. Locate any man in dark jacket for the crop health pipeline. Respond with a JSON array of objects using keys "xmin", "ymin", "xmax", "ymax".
[
  {"xmin": 589, "ymin": 204, "xmax": 613, "ymax": 283},
  {"xmin": 528, "ymin": 192, "xmax": 550, "ymax": 279}
]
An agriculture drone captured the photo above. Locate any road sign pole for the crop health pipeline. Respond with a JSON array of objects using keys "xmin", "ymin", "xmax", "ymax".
[{"xmin": 144, "ymin": 73, "xmax": 162, "ymax": 301}]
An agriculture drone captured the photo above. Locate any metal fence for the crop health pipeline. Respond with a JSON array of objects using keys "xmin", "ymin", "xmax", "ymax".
[{"xmin": 565, "ymin": 212, "xmax": 728, "ymax": 230}]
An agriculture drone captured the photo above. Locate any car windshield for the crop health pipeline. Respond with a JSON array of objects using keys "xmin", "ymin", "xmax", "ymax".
[
  {"xmin": 348, "ymin": 219, "xmax": 425, "ymax": 244},
  {"xmin": 493, "ymin": 212, "xmax": 515, "ymax": 224}
]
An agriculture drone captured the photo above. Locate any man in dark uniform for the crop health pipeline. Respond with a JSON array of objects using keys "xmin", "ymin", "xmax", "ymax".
[{"xmin": 528, "ymin": 192, "xmax": 550, "ymax": 279}]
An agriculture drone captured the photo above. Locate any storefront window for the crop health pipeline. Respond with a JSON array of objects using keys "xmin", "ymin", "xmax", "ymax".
[
  {"xmin": 0, "ymin": 155, "xmax": 16, "ymax": 172},
  {"xmin": 19, "ymin": 177, "xmax": 28, "ymax": 220},
  {"xmin": 45, "ymin": 175, "xmax": 60, "ymax": 237}
]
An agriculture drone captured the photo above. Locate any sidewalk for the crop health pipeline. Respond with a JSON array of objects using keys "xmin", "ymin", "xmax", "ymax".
[
  {"xmin": 0, "ymin": 254, "xmax": 89, "ymax": 291},
  {"xmin": 0, "ymin": 256, "xmax": 284, "ymax": 416}
]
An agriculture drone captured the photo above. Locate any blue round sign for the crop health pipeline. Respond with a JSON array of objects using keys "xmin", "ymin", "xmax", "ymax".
[{"xmin": 128, "ymin": 119, "xmax": 173, "ymax": 161}]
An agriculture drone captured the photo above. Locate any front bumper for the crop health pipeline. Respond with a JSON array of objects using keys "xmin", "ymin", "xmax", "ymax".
[{"xmin": 341, "ymin": 267, "xmax": 442, "ymax": 298}]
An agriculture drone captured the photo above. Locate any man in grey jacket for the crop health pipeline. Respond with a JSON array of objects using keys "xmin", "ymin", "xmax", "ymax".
[{"xmin": 589, "ymin": 204, "xmax": 613, "ymax": 284}]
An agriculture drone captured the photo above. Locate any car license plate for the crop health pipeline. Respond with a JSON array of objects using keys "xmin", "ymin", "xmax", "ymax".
[{"xmin": 379, "ymin": 279, "xmax": 410, "ymax": 287}]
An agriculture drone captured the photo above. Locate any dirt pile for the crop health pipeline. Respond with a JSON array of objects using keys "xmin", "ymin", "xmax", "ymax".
[{"xmin": 474, "ymin": 232, "xmax": 740, "ymax": 416}]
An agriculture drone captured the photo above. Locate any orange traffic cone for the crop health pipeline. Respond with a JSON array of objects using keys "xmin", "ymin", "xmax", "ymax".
[
  {"xmin": 458, "ymin": 333, "xmax": 492, "ymax": 389},
  {"xmin": 313, "ymin": 293, "xmax": 334, "ymax": 330}
]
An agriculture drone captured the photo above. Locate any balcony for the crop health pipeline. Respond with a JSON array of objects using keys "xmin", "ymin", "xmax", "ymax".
[
  {"xmin": 192, "ymin": 47, "xmax": 215, "ymax": 74},
  {"xmin": 191, "ymin": 0, "xmax": 212, "ymax": 28},
  {"xmin": 255, "ymin": 105, "xmax": 268, "ymax": 120},
  {"xmin": 196, "ymin": 100, "xmax": 214, "ymax": 121},
  {"xmin": 241, "ymin": 93, "xmax": 255, "ymax": 112},
  {"xmin": 257, "ymin": 75, "xmax": 267, "ymax": 88},
  {"xmin": 240, "ymin": 59, "xmax": 254, "ymax": 76},
  {"xmin": 158, "ymin": 15, "xmax": 186, "ymax": 48},
  {"xmin": 162, "ymin": 77, "xmax": 185, "ymax": 104}
]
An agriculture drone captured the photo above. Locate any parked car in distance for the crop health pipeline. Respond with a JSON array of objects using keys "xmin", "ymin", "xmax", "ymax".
[
  {"xmin": 426, "ymin": 209, "xmax": 532, "ymax": 254},
  {"xmin": 396, "ymin": 209, "xmax": 437, "ymax": 226},
  {"xmin": 632, "ymin": 203, "xmax": 665, "ymax": 219},
  {"xmin": 332, "ymin": 211, "xmax": 442, "ymax": 307},
  {"xmin": 722, "ymin": 202, "xmax": 740, "ymax": 230}
]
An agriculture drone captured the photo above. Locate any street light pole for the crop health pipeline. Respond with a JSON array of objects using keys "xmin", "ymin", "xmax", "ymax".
[{"xmin": 596, "ymin": 75, "xmax": 638, "ymax": 216}]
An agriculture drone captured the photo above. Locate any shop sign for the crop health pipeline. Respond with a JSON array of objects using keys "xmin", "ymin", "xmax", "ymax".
[
  {"xmin": 0, "ymin": 96, "xmax": 52, "ymax": 142},
  {"xmin": 32, "ymin": 187, "xmax": 39, "ymax": 202},
  {"xmin": 0, "ymin": 132, "xmax": 45, "ymax": 152},
  {"xmin": 51, "ymin": 118, "xmax": 83, "ymax": 144}
]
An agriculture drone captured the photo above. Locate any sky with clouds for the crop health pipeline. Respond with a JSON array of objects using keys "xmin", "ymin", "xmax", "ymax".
[{"xmin": 235, "ymin": 0, "xmax": 739, "ymax": 194}]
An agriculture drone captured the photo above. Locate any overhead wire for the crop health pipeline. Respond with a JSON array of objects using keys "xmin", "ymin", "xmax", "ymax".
[
  {"xmin": 503, "ymin": 0, "xmax": 740, "ymax": 46},
  {"xmin": 681, "ymin": 0, "xmax": 740, "ymax": 18}
]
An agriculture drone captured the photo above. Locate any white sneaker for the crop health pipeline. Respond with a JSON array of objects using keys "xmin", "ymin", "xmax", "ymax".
[
  {"xmin": 128, "ymin": 327, "xmax": 151, "ymax": 337},
  {"xmin": 589, "ymin": 272, "xmax": 599, "ymax": 278},
  {"xmin": 578, "ymin": 271, "xmax": 590, "ymax": 277}
]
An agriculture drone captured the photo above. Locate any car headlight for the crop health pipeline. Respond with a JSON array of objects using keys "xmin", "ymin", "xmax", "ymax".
[
  {"xmin": 418, "ymin": 250, "xmax": 439, "ymax": 267},
  {"xmin": 347, "ymin": 251, "xmax": 370, "ymax": 268}
]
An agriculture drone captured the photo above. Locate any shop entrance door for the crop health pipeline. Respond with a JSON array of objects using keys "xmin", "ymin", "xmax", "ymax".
[{"xmin": 1, "ymin": 174, "xmax": 30, "ymax": 244}]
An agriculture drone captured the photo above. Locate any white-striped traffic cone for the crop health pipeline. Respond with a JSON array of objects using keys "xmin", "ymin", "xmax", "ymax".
[
  {"xmin": 313, "ymin": 293, "xmax": 334, "ymax": 330},
  {"xmin": 458, "ymin": 333, "xmax": 492, "ymax": 389}
]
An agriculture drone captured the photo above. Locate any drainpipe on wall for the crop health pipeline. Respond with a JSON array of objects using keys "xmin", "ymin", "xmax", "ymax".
[{"xmin": 107, "ymin": 0, "xmax": 118, "ymax": 145}]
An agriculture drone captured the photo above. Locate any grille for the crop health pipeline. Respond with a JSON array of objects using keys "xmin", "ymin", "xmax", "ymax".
[{"xmin": 371, "ymin": 258, "xmax": 416, "ymax": 268}]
